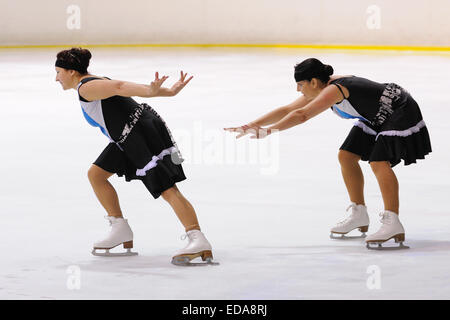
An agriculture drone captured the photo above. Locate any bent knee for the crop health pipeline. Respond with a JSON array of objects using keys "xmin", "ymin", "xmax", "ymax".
[
  {"xmin": 161, "ymin": 187, "xmax": 177, "ymax": 201},
  {"xmin": 161, "ymin": 186, "xmax": 181, "ymax": 202},
  {"xmin": 338, "ymin": 150, "xmax": 361, "ymax": 165},
  {"xmin": 370, "ymin": 161, "xmax": 391, "ymax": 173},
  {"xmin": 87, "ymin": 165, "xmax": 113, "ymax": 183}
]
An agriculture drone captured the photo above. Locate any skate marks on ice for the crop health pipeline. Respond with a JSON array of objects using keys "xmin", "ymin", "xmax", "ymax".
[
  {"xmin": 406, "ymin": 239, "xmax": 450, "ymax": 252},
  {"xmin": 55, "ymin": 256, "xmax": 188, "ymax": 281},
  {"xmin": 226, "ymin": 239, "xmax": 450, "ymax": 262},
  {"xmin": 247, "ymin": 241, "xmax": 405, "ymax": 257},
  {"xmin": 0, "ymin": 273, "xmax": 33, "ymax": 299},
  {"xmin": 0, "ymin": 264, "xmax": 70, "ymax": 300},
  {"xmin": 249, "ymin": 244, "xmax": 369, "ymax": 257}
]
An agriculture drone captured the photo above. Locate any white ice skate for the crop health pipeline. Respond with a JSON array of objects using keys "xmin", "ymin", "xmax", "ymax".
[
  {"xmin": 330, "ymin": 203, "xmax": 370, "ymax": 239},
  {"xmin": 366, "ymin": 211, "xmax": 409, "ymax": 250},
  {"xmin": 91, "ymin": 216, "xmax": 138, "ymax": 257},
  {"xmin": 171, "ymin": 230, "xmax": 218, "ymax": 266}
]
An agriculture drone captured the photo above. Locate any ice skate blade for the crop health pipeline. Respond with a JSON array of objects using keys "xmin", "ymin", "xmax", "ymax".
[
  {"xmin": 171, "ymin": 259, "xmax": 220, "ymax": 266},
  {"xmin": 91, "ymin": 248, "xmax": 138, "ymax": 257},
  {"xmin": 171, "ymin": 251, "xmax": 219, "ymax": 266},
  {"xmin": 366, "ymin": 242, "xmax": 410, "ymax": 250},
  {"xmin": 330, "ymin": 232, "xmax": 367, "ymax": 240}
]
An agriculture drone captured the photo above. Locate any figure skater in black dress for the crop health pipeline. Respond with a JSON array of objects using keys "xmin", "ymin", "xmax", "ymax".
[
  {"xmin": 55, "ymin": 47, "xmax": 215, "ymax": 264},
  {"xmin": 225, "ymin": 58, "xmax": 431, "ymax": 249}
]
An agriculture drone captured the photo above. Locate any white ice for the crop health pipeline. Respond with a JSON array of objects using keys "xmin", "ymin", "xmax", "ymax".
[{"xmin": 1, "ymin": 47, "xmax": 449, "ymax": 299}]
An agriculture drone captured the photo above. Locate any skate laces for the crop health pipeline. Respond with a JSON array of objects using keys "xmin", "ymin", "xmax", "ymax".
[
  {"xmin": 379, "ymin": 212, "xmax": 392, "ymax": 225},
  {"xmin": 105, "ymin": 216, "xmax": 116, "ymax": 226},
  {"xmin": 336, "ymin": 204, "xmax": 357, "ymax": 226},
  {"xmin": 181, "ymin": 231, "xmax": 199, "ymax": 241},
  {"xmin": 104, "ymin": 216, "xmax": 124, "ymax": 226}
]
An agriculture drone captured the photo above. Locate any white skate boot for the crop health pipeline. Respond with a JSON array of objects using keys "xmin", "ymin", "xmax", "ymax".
[
  {"xmin": 171, "ymin": 230, "xmax": 218, "ymax": 266},
  {"xmin": 330, "ymin": 203, "xmax": 370, "ymax": 239},
  {"xmin": 366, "ymin": 211, "xmax": 409, "ymax": 250},
  {"xmin": 91, "ymin": 216, "xmax": 138, "ymax": 256}
]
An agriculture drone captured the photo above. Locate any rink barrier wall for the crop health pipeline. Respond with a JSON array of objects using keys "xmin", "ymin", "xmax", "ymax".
[{"xmin": 1, "ymin": 0, "xmax": 449, "ymax": 48}]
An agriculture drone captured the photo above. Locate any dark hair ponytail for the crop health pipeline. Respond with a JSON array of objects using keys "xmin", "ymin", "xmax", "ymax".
[
  {"xmin": 55, "ymin": 47, "xmax": 92, "ymax": 74},
  {"xmin": 294, "ymin": 58, "xmax": 333, "ymax": 83}
]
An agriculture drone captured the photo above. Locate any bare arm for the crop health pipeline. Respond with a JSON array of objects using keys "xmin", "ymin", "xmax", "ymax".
[
  {"xmin": 248, "ymin": 95, "xmax": 310, "ymax": 127},
  {"xmin": 266, "ymin": 85, "xmax": 341, "ymax": 132},
  {"xmin": 79, "ymin": 71, "xmax": 193, "ymax": 101},
  {"xmin": 224, "ymin": 95, "xmax": 310, "ymax": 137}
]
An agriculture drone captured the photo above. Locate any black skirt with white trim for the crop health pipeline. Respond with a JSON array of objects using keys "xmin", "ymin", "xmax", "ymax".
[
  {"xmin": 94, "ymin": 105, "xmax": 186, "ymax": 199},
  {"xmin": 340, "ymin": 93, "xmax": 432, "ymax": 167}
]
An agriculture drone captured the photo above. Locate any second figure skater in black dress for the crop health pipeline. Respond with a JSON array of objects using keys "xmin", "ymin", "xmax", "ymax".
[{"xmin": 225, "ymin": 58, "xmax": 431, "ymax": 250}]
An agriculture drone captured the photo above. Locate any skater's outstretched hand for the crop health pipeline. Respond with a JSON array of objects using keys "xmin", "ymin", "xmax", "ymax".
[
  {"xmin": 224, "ymin": 124, "xmax": 272, "ymax": 139},
  {"xmin": 224, "ymin": 124, "xmax": 258, "ymax": 139},
  {"xmin": 249, "ymin": 127, "xmax": 272, "ymax": 139},
  {"xmin": 147, "ymin": 71, "xmax": 193, "ymax": 97},
  {"xmin": 170, "ymin": 71, "xmax": 194, "ymax": 96},
  {"xmin": 148, "ymin": 72, "xmax": 170, "ymax": 96}
]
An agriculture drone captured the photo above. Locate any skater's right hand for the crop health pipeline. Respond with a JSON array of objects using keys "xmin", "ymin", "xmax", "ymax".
[
  {"xmin": 224, "ymin": 123, "xmax": 261, "ymax": 139},
  {"xmin": 148, "ymin": 72, "xmax": 169, "ymax": 96}
]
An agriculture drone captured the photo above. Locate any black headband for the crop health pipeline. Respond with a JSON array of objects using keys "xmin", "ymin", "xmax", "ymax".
[{"xmin": 55, "ymin": 59, "xmax": 85, "ymax": 73}]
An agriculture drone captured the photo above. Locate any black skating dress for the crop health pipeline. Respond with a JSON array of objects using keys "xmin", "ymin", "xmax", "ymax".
[
  {"xmin": 329, "ymin": 76, "xmax": 432, "ymax": 167},
  {"xmin": 77, "ymin": 77, "xmax": 186, "ymax": 198}
]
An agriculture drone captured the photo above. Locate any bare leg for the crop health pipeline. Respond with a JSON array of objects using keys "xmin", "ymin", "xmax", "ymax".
[
  {"xmin": 338, "ymin": 150, "xmax": 365, "ymax": 205},
  {"xmin": 161, "ymin": 185, "xmax": 200, "ymax": 232},
  {"xmin": 87, "ymin": 165, "xmax": 123, "ymax": 217},
  {"xmin": 370, "ymin": 161, "xmax": 399, "ymax": 214}
]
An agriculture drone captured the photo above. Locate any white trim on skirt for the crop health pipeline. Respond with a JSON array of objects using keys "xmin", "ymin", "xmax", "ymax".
[
  {"xmin": 353, "ymin": 120, "xmax": 426, "ymax": 141},
  {"xmin": 136, "ymin": 146, "xmax": 179, "ymax": 176}
]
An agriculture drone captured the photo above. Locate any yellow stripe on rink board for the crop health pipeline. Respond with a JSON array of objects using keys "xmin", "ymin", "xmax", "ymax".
[{"xmin": 1, "ymin": 43, "xmax": 450, "ymax": 52}]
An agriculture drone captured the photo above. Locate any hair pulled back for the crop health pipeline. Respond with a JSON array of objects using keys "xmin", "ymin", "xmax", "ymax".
[
  {"xmin": 55, "ymin": 47, "xmax": 91, "ymax": 74},
  {"xmin": 294, "ymin": 58, "xmax": 333, "ymax": 83}
]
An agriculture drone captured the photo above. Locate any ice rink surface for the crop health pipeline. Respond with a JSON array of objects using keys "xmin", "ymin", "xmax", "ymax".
[{"xmin": 1, "ymin": 47, "xmax": 449, "ymax": 299}]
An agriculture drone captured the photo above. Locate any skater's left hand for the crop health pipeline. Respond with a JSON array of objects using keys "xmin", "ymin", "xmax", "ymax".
[{"xmin": 170, "ymin": 71, "xmax": 193, "ymax": 96}]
